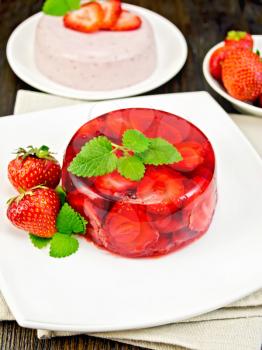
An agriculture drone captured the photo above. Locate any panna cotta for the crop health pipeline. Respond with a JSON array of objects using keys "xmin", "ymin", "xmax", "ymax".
[
  {"xmin": 35, "ymin": 14, "xmax": 157, "ymax": 91},
  {"xmin": 62, "ymin": 108, "xmax": 217, "ymax": 258}
]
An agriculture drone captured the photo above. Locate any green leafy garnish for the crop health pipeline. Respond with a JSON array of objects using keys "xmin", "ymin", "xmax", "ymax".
[
  {"xmin": 141, "ymin": 138, "xmax": 183, "ymax": 165},
  {"xmin": 68, "ymin": 136, "xmax": 118, "ymax": 177},
  {"xmin": 29, "ymin": 203, "xmax": 87, "ymax": 258},
  {"xmin": 29, "ymin": 234, "xmax": 51, "ymax": 249},
  {"xmin": 50, "ymin": 233, "xmax": 79, "ymax": 258},
  {"xmin": 56, "ymin": 203, "xmax": 87, "ymax": 235},
  {"xmin": 118, "ymin": 156, "xmax": 145, "ymax": 181},
  {"xmin": 56, "ymin": 186, "xmax": 66, "ymax": 205},
  {"xmin": 122, "ymin": 129, "xmax": 149, "ymax": 153},
  {"xmin": 68, "ymin": 129, "xmax": 183, "ymax": 181},
  {"xmin": 43, "ymin": 0, "xmax": 80, "ymax": 16}
]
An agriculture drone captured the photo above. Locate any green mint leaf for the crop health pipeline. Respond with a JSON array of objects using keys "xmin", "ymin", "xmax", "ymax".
[
  {"xmin": 122, "ymin": 129, "xmax": 150, "ymax": 153},
  {"xmin": 141, "ymin": 138, "xmax": 183, "ymax": 165},
  {"xmin": 43, "ymin": 0, "xmax": 80, "ymax": 16},
  {"xmin": 118, "ymin": 156, "xmax": 145, "ymax": 181},
  {"xmin": 29, "ymin": 234, "xmax": 51, "ymax": 249},
  {"xmin": 56, "ymin": 203, "xmax": 87, "ymax": 235},
  {"xmin": 56, "ymin": 186, "xmax": 66, "ymax": 205},
  {"xmin": 50, "ymin": 233, "xmax": 79, "ymax": 258},
  {"xmin": 68, "ymin": 136, "xmax": 118, "ymax": 177}
]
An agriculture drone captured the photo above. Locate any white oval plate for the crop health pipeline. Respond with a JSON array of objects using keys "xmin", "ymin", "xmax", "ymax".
[
  {"xmin": 6, "ymin": 4, "xmax": 187, "ymax": 100},
  {"xmin": 0, "ymin": 92, "xmax": 262, "ymax": 332},
  {"xmin": 203, "ymin": 35, "xmax": 262, "ymax": 117}
]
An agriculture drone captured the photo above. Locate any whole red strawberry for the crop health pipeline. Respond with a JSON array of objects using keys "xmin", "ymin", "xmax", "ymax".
[
  {"xmin": 209, "ymin": 46, "xmax": 229, "ymax": 81},
  {"xmin": 225, "ymin": 31, "xmax": 253, "ymax": 50},
  {"xmin": 8, "ymin": 145, "xmax": 61, "ymax": 191},
  {"xmin": 222, "ymin": 49, "xmax": 262, "ymax": 101},
  {"xmin": 7, "ymin": 187, "xmax": 60, "ymax": 238}
]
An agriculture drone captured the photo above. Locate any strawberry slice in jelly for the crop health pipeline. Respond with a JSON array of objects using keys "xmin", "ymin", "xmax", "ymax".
[
  {"xmin": 67, "ymin": 190, "xmax": 107, "ymax": 246},
  {"xmin": 136, "ymin": 167, "xmax": 185, "ymax": 215},
  {"xmin": 188, "ymin": 182, "xmax": 217, "ymax": 232},
  {"xmin": 152, "ymin": 211, "xmax": 185, "ymax": 234},
  {"xmin": 103, "ymin": 110, "xmax": 132, "ymax": 140},
  {"xmin": 94, "ymin": 171, "xmax": 137, "ymax": 198},
  {"xmin": 104, "ymin": 203, "xmax": 159, "ymax": 257},
  {"xmin": 171, "ymin": 141, "xmax": 205, "ymax": 172}
]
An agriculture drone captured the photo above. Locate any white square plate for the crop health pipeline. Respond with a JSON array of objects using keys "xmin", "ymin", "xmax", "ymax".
[{"xmin": 0, "ymin": 92, "xmax": 261, "ymax": 332}]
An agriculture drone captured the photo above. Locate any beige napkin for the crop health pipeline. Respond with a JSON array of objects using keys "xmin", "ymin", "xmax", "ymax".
[{"xmin": 1, "ymin": 90, "xmax": 261, "ymax": 350}]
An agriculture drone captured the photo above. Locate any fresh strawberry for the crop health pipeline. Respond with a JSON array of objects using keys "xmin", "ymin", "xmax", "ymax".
[
  {"xmin": 222, "ymin": 49, "xmax": 262, "ymax": 101},
  {"xmin": 94, "ymin": 171, "xmax": 136, "ymax": 198},
  {"xmin": 111, "ymin": 10, "xmax": 142, "ymax": 31},
  {"xmin": 136, "ymin": 167, "xmax": 185, "ymax": 215},
  {"xmin": 63, "ymin": 2, "xmax": 104, "ymax": 33},
  {"xmin": 7, "ymin": 187, "xmax": 60, "ymax": 238},
  {"xmin": 8, "ymin": 145, "xmax": 61, "ymax": 191},
  {"xmin": 100, "ymin": 0, "xmax": 121, "ymax": 30},
  {"xmin": 209, "ymin": 46, "xmax": 229, "ymax": 81},
  {"xmin": 104, "ymin": 203, "xmax": 158, "ymax": 257},
  {"xmin": 171, "ymin": 141, "xmax": 205, "ymax": 172},
  {"xmin": 225, "ymin": 31, "xmax": 253, "ymax": 50}
]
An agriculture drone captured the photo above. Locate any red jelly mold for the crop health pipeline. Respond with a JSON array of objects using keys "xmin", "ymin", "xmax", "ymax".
[{"xmin": 62, "ymin": 108, "xmax": 217, "ymax": 258}]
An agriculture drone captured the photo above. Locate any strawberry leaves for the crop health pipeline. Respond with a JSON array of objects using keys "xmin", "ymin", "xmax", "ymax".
[
  {"xmin": 68, "ymin": 129, "xmax": 182, "ymax": 181},
  {"xmin": 29, "ymin": 203, "xmax": 87, "ymax": 258},
  {"xmin": 43, "ymin": 0, "xmax": 80, "ymax": 16}
]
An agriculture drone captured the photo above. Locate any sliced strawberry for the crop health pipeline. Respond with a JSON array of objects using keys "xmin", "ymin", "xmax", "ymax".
[
  {"xmin": 171, "ymin": 141, "xmax": 205, "ymax": 172},
  {"xmin": 152, "ymin": 233, "xmax": 173, "ymax": 256},
  {"xmin": 172, "ymin": 228, "xmax": 191, "ymax": 245},
  {"xmin": 188, "ymin": 181, "xmax": 217, "ymax": 232},
  {"xmin": 94, "ymin": 171, "xmax": 137, "ymax": 198},
  {"xmin": 67, "ymin": 190, "xmax": 107, "ymax": 246},
  {"xmin": 129, "ymin": 108, "xmax": 156, "ymax": 135},
  {"xmin": 152, "ymin": 211, "xmax": 185, "ymax": 234},
  {"xmin": 111, "ymin": 10, "xmax": 142, "ymax": 31},
  {"xmin": 104, "ymin": 203, "xmax": 159, "ymax": 257},
  {"xmin": 103, "ymin": 110, "xmax": 132, "ymax": 140},
  {"xmin": 100, "ymin": 0, "xmax": 121, "ymax": 30},
  {"xmin": 136, "ymin": 167, "xmax": 185, "ymax": 215},
  {"xmin": 63, "ymin": 2, "xmax": 104, "ymax": 33}
]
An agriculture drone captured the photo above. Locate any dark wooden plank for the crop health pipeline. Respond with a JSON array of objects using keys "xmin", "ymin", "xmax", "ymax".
[{"xmin": 0, "ymin": 0, "xmax": 261, "ymax": 349}]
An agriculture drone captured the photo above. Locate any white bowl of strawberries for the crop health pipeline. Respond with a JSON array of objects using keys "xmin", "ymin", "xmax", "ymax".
[{"xmin": 203, "ymin": 31, "xmax": 262, "ymax": 117}]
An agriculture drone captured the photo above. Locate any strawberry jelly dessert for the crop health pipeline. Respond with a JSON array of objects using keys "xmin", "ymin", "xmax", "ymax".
[
  {"xmin": 62, "ymin": 108, "xmax": 217, "ymax": 258},
  {"xmin": 35, "ymin": 13, "xmax": 157, "ymax": 91}
]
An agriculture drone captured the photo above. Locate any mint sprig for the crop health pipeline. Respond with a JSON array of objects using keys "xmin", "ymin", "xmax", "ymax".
[
  {"xmin": 118, "ymin": 156, "xmax": 145, "ymax": 181},
  {"xmin": 68, "ymin": 129, "xmax": 182, "ymax": 181},
  {"xmin": 43, "ymin": 0, "xmax": 80, "ymax": 16},
  {"xmin": 50, "ymin": 233, "xmax": 79, "ymax": 258},
  {"xmin": 29, "ymin": 234, "xmax": 51, "ymax": 249},
  {"xmin": 141, "ymin": 138, "xmax": 183, "ymax": 165},
  {"xmin": 122, "ymin": 129, "xmax": 149, "ymax": 153},
  {"xmin": 68, "ymin": 136, "xmax": 118, "ymax": 177},
  {"xmin": 29, "ymin": 202, "xmax": 87, "ymax": 258},
  {"xmin": 56, "ymin": 203, "xmax": 87, "ymax": 235}
]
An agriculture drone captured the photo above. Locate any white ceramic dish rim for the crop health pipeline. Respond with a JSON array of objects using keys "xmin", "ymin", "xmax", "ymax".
[
  {"xmin": 6, "ymin": 4, "xmax": 188, "ymax": 100},
  {"xmin": 202, "ymin": 35, "xmax": 261, "ymax": 115}
]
